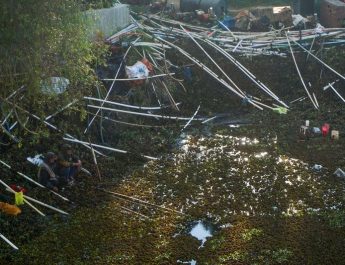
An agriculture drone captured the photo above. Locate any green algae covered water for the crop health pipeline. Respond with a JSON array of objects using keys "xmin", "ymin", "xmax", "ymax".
[
  {"xmin": 6, "ymin": 127, "xmax": 345, "ymax": 265},
  {"xmin": 117, "ymin": 128, "xmax": 345, "ymax": 264}
]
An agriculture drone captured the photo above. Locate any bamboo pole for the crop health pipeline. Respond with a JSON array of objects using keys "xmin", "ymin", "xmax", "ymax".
[
  {"xmin": 133, "ymin": 42, "xmax": 171, "ymax": 49},
  {"xmin": 45, "ymin": 99, "xmax": 78, "ymax": 121},
  {"xmin": 286, "ymin": 33, "xmax": 318, "ymax": 109},
  {"xmin": 190, "ymin": 31, "xmax": 279, "ymax": 95},
  {"xmin": 22, "ymin": 194, "xmax": 69, "ymax": 215},
  {"xmin": 323, "ymin": 80, "xmax": 339, "ymax": 90},
  {"xmin": 100, "ymin": 188, "xmax": 184, "ymax": 215},
  {"xmin": 0, "ymin": 179, "xmax": 45, "ymax": 216},
  {"xmin": 160, "ymin": 79, "xmax": 180, "ymax": 111},
  {"xmin": 151, "ymin": 82, "xmax": 162, "ymax": 107},
  {"xmin": 5, "ymin": 86, "xmax": 25, "ymax": 100},
  {"xmin": 23, "ymin": 199, "xmax": 45, "ymax": 216},
  {"xmin": 87, "ymin": 104, "xmax": 205, "ymax": 121},
  {"xmin": 252, "ymin": 100, "xmax": 275, "ymax": 110},
  {"xmin": 81, "ymin": 167, "xmax": 92, "ymax": 176},
  {"xmin": 232, "ymin": 39, "xmax": 243, "ymax": 52},
  {"xmin": 148, "ymin": 15, "xmax": 344, "ymax": 48},
  {"xmin": 292, "ymin": 39, "xmax": 345, "ymax": 82},
  {"xmin": 0, "ymin": 97, "xmax": 106, "ymax": 157},
  {"xmin": 290, "ymin": 96, "xmax": 306, "ymax": 104},
  {"xmin": 306, "ymin": 35, "xmax": 317, "ymax": 61},
  {"xmin": 119, "ymin": 206, "xmax": 150, "ymax": 219},
  {"xmin": 148, "ymin": 52, "xmax": 159, "ymax": 68},
  {"xmin": 81, "ymin": 108, "xmax": 174, "ymax": 128},
  {"xmin": 1, "ymin": 109, "xmax": 13, "ymax": 126},
  {"xmin": 107, "ymin": 23, "xmax": 138, "ymax": 42},
  {"xmin": 154, "ymin": 36, "xmax": 263, "ymax": 110},
  {"xmin": 0, "ymin": 159, "xmax": 44, "ymax": 188},
  {"xmin": 0, "ymin": 124, "xmax": 19, "ymax": 143},
  {"xmin": 0, "ymin": 233, "xmax": 19, "ymax": 250},
  {"xmin": 201, "ymin": 116, "xmax": 217, "ymax": 124},
  {"xmin": 88, "ymin": 138, "xmax": 101, "ymax": 181},
  {"xmin": 8, "ymin": 121, "xmax": 18, "ymax": 131},
  {"xmin": 49, "ymin": 190, "xmax": 70, "ymax": 201},
  {"xmin": 217, "ymin": 20, "xmax": 237, "ymax": 40},
  {"xmin": 199, "ymin": 37, "xmax": 288, "ymax": 107},
  {"xmin": 84, "ymin": 96, "xmax": 180, "ymax": 110},
  {"xmin": 181, "ymin": 25, "xmax": 246, "ymax": 97},
  {"xmin": 62, "ymin": 137, "xmax": 158, "ymax": 161},
  {"xmin": 313, "ymin": 93, "xmax": 319, "ymax": 108},
  {"xmin": 84, "ymin": 37, "xmax": 140, "ymax": 134},
  {"xmin": 325, "ymin": 83, "xmax": 345, "ymax": 103},
  {"xmin": 0, "ymin": 159, "xmax": 69, "ymax": 202},
  {"xmin": 102, "ymin": 72, "xmax": 175, "ymax": 81},
  {"xmin": 181, "ymin": 105, "xmax": 200, "ymax": 132},
  {"xmin": 1, "ymin": 179, "xmax": 67, "ymax": 215},
  {"xmin": 149, "ymin": 14, "xmax": 208, "ymax": 32}
]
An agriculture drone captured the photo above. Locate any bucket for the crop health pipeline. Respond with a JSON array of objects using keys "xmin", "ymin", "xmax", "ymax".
[{"xmin": 219, "ymin": 16, "xmax": 236, "ymax": 29}]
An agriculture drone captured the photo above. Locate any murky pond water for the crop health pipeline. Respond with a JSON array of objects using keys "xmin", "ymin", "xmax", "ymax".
[
  {"xmin": 103, "ymin": 129, "xmax": 342, "ymax": 263},
  {"xmin": 15, "ymin": 129, "xmax": 345, "ymax": 265},
  {"xmin": 150, "ymin": 131, "xmax": 343, "ymax": 221}
]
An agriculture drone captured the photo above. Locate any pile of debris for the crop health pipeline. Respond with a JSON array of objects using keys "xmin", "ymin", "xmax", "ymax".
[{"xmin": 231, "ymin": 6, "xmax": 293, "ymax": 31}]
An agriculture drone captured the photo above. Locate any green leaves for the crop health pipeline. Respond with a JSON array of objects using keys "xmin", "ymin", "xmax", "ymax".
[{"xmin": 0, "ymin": 0, "xmax": 110, "ymax": 139}]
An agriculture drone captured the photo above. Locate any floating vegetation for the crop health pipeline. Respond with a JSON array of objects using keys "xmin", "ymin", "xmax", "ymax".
[{"xmin": 3, "ymin": 126, "xmax": 345, "ymax": 264}]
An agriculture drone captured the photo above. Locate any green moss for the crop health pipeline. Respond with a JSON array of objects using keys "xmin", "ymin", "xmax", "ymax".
[{"xmin": 242, "ymin": 228, "xmax": 263, "ymax": 241}]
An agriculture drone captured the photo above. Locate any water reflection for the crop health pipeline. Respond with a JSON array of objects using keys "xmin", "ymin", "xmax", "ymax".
[
  {"xmin": 133, "ymin": 132, "xmax": 344, "ymax": 221},
  {"xmin": 189, "ymin": 220, "xmax": 213, "ymax": 248}
]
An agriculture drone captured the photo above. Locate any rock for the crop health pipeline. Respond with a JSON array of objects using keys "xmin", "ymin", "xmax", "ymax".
[
  {"xmin": 312, "ymin": 164, "xmax": 323, "ymax": 171},
  {"xmin": 334, "ymin": 168, "xmax": 345, "ymax": 179}
]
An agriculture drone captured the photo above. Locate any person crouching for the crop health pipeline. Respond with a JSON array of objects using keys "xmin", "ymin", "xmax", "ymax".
[
  {"xmin": 38, "ymin": 152, "xmax": 59, "ymax": 191},
  {"xmin": 57, "ymin": 144, "xmax": 81, "ymax": 186}
]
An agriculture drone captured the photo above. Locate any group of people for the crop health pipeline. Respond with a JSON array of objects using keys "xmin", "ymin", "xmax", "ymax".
[{"xmin": 38, "ymin": 144, "xmax": 82, "ymax": 192}]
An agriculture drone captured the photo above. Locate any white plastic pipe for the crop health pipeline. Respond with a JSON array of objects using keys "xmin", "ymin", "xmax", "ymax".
[
  {"xmin": 181, "ymin": 105, "xmax": 201, "ymax": 132},
  {"xmin": 0, "ymin": 233, "xmax": 19, "ymax": 250},
  {"xmin": 85, "ymin": 96, "xmax": 180, "ymax": 110},
  {"xmin": 101, "ymin": 72, "xmax": 175, "ymax": 81},
  {"xmin": 293, "ymin": 39, "xmax": 345, "ymax": 82},
  {"xmin": 87, "ymin": 104, "xmax": 205, "ymax": 121},
  {"xmin": 63, "ymin": 137, "xmax": 158, "ymax": 161},
  {"xmin": 286, "ymin": 33, "xmax": 318, "ymax": 109},
  {"xmin": 0, "ymin": 159, "xmax": 69, "ymax": 202},
  {"xmin": 84, "ymin": 37, "xmax": 140, "ymax": 134}
]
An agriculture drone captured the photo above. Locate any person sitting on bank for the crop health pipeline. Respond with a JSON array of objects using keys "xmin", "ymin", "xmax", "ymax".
[
  {"xmin": 38, "ymin": 152, "xmax": 59, "ymax": 191},
  {"xmin": 57, "ymin": 144, "xmax": 81, "ymax": 185}
]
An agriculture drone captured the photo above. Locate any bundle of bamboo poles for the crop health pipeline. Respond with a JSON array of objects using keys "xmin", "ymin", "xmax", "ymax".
[{"xmin": 104, "ymin": 14, "xmax": 345, "ymax": 111}]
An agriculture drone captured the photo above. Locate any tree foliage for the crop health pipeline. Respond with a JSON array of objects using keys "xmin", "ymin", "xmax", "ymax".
[{"xmin": 0, "ymin": 0, "xmax": 108, "ymax": 139}]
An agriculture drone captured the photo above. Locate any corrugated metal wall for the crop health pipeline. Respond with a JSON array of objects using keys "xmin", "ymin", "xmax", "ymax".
[{"xmin": 85, "ymin": 4, "xmax": 131, "ymax": 38}]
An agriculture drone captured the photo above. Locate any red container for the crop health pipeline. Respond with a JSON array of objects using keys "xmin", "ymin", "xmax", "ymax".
[{"xmin": 322, "ymin": 123, "xmax": 330, "ymax": 137}]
